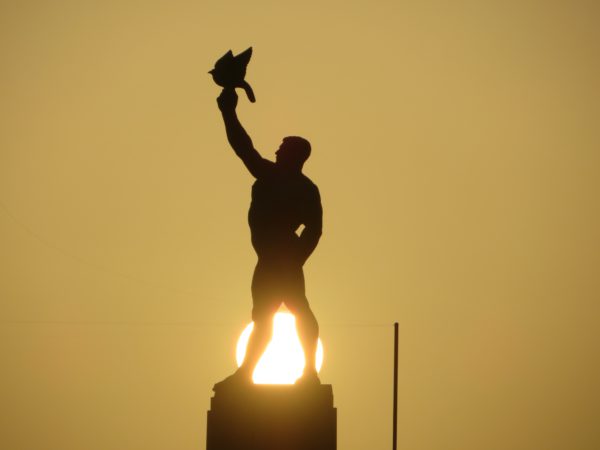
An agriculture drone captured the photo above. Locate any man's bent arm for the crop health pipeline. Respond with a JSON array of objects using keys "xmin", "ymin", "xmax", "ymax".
[
  {"xmin": 298, "ymin": 189, "xmax": 323, "ymax": 265},
  {"xmin": 218, "ymin": 89, "xmax": 271, "ymax": 178}
]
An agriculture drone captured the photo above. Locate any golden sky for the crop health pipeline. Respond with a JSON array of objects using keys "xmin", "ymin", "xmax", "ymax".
[{"xmin": 1, "ymin": 1, "xmax": 599, "ymax": 449}]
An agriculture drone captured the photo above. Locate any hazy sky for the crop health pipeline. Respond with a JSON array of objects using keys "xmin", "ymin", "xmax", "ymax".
[{"xmin": 1, "ymin": 1, "xmax": 599, "ymax": 449}]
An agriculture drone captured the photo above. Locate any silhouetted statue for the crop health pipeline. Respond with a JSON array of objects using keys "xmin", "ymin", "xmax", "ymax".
[
  {"xmin": 209, "ymin": 47, "xmax": 256, "ymax": 103},
  {"xmin": 213, "ymin": 86, "xmax": 323, "ymax": 389}
]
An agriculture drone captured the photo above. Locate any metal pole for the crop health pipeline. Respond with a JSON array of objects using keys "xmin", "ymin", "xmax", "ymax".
[{"xmin": 393, "ymin": 322, "xmax": 399, "ymax": 450}]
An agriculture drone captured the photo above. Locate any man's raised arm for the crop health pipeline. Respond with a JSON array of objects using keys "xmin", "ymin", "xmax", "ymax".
[{"xmin": 217, "ymin": 88, "xmax": 272, "ymax": 178}]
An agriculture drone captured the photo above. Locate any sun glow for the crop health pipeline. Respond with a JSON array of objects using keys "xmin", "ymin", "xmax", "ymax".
[{"xmin": 236, "ymin": 312, "xmax": 324, "ymax": 384}]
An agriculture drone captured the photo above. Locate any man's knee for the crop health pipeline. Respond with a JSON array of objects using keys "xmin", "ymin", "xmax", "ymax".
[
  {"xmin": 291, "ymin": 303, "xmax": 318, "ymax": 329},
  {"xmin": 251, "ymin": 302, "xmax": 279, "ymax": 324},
  {"xmin": 251, "ymin": 309, "xmax": 269, "ymax": 325}
]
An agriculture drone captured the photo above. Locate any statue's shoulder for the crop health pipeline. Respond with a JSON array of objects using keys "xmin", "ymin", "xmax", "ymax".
[
  {"xmin": 299, "ymin": 174, "xmax": 321, "ymax": 200},
  {"xmin": 300, "ymin": 172, "xmax": 318, "ymax": 188}
]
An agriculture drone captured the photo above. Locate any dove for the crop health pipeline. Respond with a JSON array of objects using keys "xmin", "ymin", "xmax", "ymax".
[{"xmin": 209, "ymin": 47, "xmax": 256, "ymax": 103}]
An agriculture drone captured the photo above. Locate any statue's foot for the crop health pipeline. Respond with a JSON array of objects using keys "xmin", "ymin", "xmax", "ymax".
[
  {"xmin": 213, "ymin": 368, "xmax": 251, "ymax": 392},
  {"xmin": 295, "ymin": 370, "xmax": 321, "ymax": 387}
]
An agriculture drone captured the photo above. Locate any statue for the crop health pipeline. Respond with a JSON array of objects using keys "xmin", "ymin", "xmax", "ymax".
[{"xmin": 211, "ymin": 49, "xmax": 323, "ymax": 389}]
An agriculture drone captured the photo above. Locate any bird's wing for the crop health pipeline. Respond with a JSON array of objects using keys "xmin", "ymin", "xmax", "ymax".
[
  {"xmin": 214, "ymin": 50, "xmax": 234, "ymax": 68},
  {"xmin": 235, "ymin": 47, "xmax": 253, "ymax": 66}
]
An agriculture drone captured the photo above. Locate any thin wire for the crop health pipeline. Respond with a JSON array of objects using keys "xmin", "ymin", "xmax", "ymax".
[
  {"xmin": 321, "ymin": 322, "xmax": 391, "ymax": 328},
  {"xmin": 0, "ymin": 199, "xmax": 212, "ymax": 298},
  {"xmin": 0, "ymin": 319, "xmax": 394, "ymax": 327},
  {"xmin": 0, "ymin": 202, "xmax": 396, "ymax": 330},
  {"xmin": 0, "ymin": 319, "xmax": 235, "ymax": 326}
]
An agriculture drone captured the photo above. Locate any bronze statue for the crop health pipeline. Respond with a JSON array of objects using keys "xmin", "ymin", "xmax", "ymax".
[{"xmin": 211, "ymin": 50, "xmax": 322, "ymax": 389}]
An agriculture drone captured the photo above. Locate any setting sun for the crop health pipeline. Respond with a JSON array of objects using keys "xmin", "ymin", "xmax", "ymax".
[{"xmin": 236, "ymin": 312, "xmax": 324, "ymax": 384}]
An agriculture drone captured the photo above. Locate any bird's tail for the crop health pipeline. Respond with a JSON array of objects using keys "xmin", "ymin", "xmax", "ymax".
[{"xmin": 241, "ymin": 80, "xmax": 256, "ymax": 103}]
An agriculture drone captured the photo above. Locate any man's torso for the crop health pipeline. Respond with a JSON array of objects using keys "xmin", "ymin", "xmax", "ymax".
[{"xmin": 248, "ymin": 171, "xmax": 318, "ymax": 259}]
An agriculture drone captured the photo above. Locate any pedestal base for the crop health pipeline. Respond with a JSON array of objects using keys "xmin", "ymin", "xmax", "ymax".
[{"xmin": 207, "ymin": 384, "xmax": 336, "ymax": 450}]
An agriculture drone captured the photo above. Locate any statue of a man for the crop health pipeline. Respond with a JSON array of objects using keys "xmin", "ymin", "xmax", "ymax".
[{"xmin": 214, "ymin": 88, "xmax": 323, "ymax": 388}]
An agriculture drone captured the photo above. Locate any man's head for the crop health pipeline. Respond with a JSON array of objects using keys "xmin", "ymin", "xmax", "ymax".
[{"xmin": 275, "ymin": 136, "xmax": 311, "ymax": 171}]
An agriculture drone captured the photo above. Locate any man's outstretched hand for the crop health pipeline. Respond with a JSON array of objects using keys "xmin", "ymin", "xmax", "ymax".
[{"xmin": 217, "ymin": 88, "xmax": 238, "ymax": 112}]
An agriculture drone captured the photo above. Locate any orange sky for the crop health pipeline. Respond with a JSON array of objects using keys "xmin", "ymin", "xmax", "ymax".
[{"xmin": 1, "ymin": 1, "xmax": 599, "ymax": 449}]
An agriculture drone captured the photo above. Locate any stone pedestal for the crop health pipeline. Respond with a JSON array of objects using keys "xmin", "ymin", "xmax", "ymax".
[{"xmin": 207, "ymin": 384, "xmax": 336, "ymax": 450}]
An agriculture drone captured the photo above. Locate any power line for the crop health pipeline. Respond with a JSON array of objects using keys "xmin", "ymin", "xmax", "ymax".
[
  {"xmin": 0, "ymin": 319, "xmax": 393, "ymax": 328},
  {"xmin": 0, "ymin": 199, "xmax": 210, "ymax": 298}
]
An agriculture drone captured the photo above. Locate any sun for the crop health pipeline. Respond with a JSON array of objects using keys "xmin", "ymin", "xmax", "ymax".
[{"xmin": 236, "ymin": 312, "xmax": 324, "ymax": 384}]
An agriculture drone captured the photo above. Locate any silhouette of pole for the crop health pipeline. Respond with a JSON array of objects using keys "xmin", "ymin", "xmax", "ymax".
[{"xmin": 393, "ymin": 322, "xmax": 398, "ymax": 450}]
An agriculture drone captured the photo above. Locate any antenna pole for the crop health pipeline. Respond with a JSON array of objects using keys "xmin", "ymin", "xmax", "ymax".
[{"xmin": 393, "ymin": 322, "xmax": 399, "ymax": 450}]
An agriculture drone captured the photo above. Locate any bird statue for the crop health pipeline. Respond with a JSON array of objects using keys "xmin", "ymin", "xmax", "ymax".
[{"xmin": 209, "ymin": 47, "xmax": 256, "ymax": 103}]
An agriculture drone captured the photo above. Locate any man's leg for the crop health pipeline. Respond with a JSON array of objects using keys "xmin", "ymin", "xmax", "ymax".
[
  {"xmin": 239, "ymin": 302, "xmax": 278, "ymax": 378},
  {"xmin": 213, "ymin": 263, "xmax": 278, "ymax": 390},
  {"xmin": 283, "ymin": 267, "xmax": 320, "ymax": 382},
  {"xmin": 287, "ymin": 298, "xmax": 320, "ymax": 378},
  {"xmin": 239, "ymin": 261, "xmax": 280, "ymax": 379}
]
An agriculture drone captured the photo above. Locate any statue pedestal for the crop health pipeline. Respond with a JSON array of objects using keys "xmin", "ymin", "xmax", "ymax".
[{"xmin": 207, "ymin": 383, "xmax": 336, "ymax": 450}]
